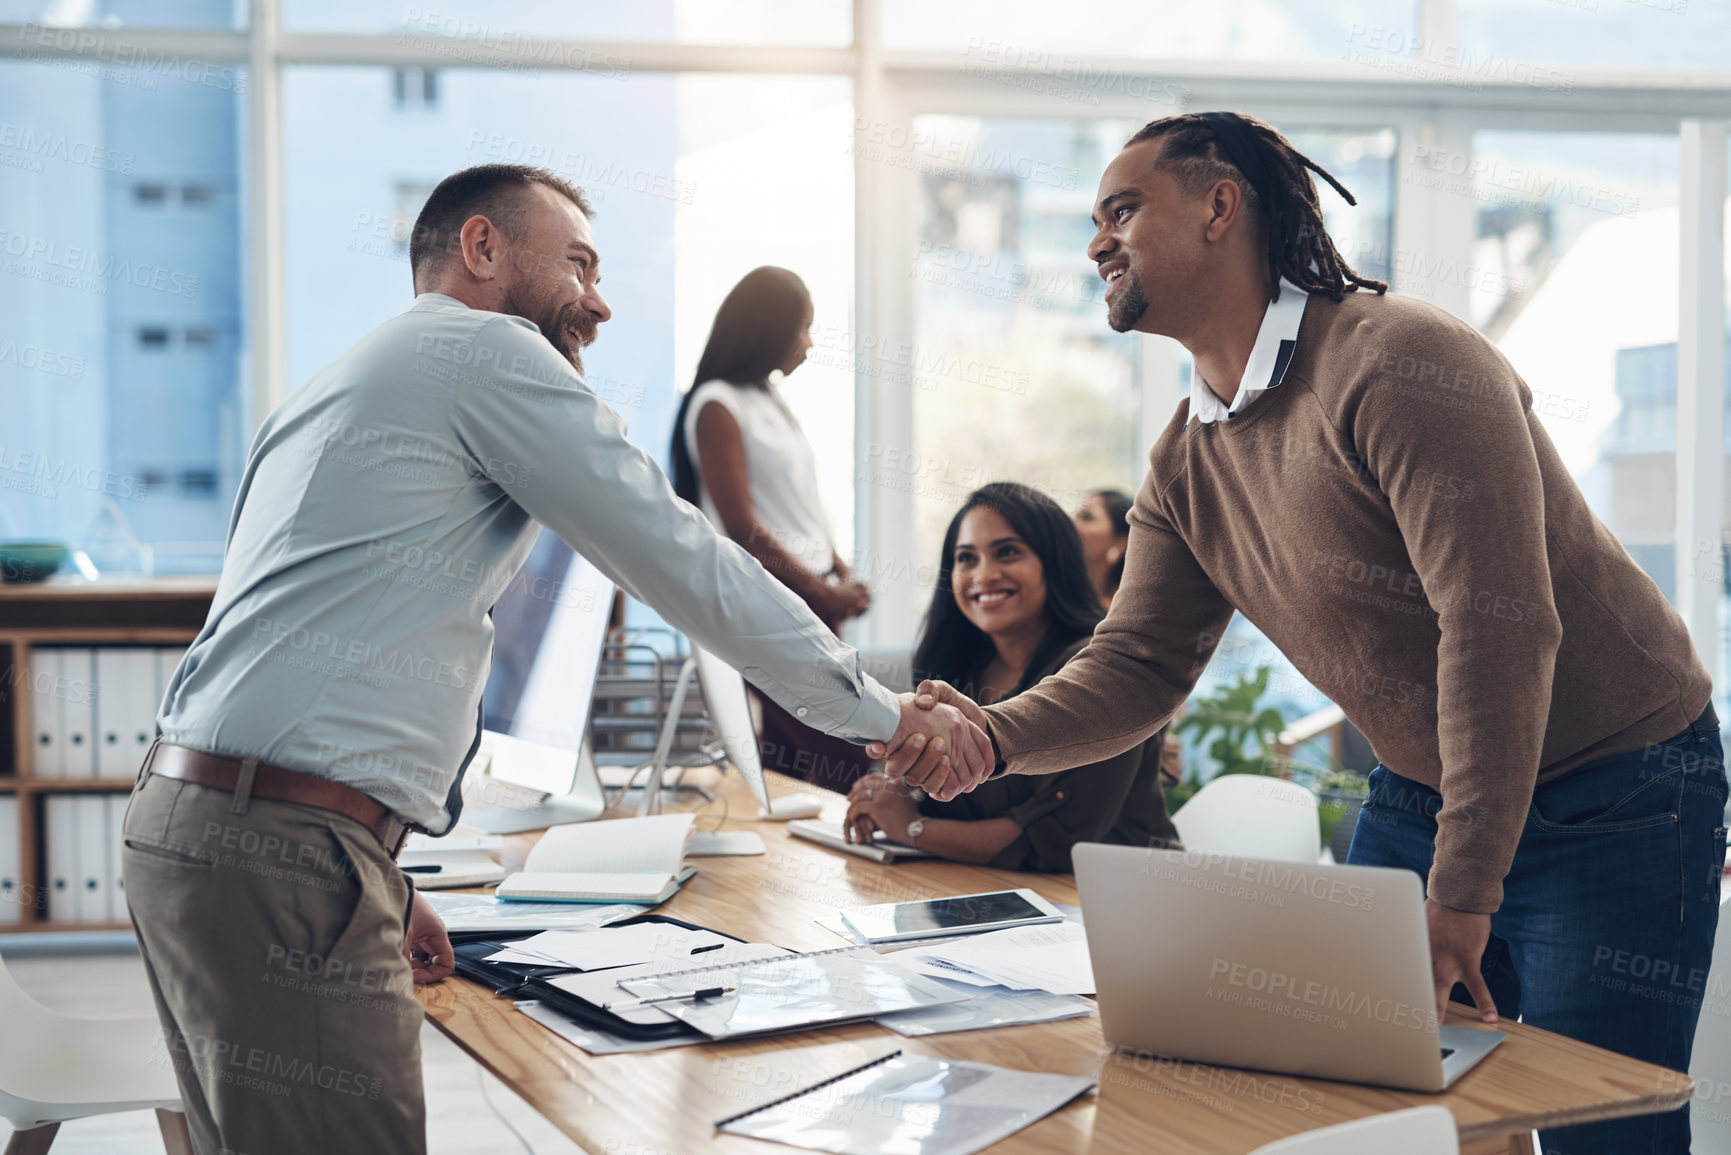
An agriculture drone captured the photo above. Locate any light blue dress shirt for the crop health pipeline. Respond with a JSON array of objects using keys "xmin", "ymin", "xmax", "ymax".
[{"xmin": 159, "ymin": 294, "xmax": 900, "ymax": 831}]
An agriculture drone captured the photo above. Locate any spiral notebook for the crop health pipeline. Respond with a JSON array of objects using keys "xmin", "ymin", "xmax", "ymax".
[{"xmin": 715, "ymin": 1050, "xmax": 1096, "ymax": 1155}]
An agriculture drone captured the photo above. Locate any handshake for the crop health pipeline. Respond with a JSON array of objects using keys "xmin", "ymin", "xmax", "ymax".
[{"xmin": 864, "ymin": 680, "xmax": 995, "ymax": 802}]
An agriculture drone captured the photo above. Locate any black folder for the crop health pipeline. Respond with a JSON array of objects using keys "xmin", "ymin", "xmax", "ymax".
[{"xmin": 451, "ymin": 913, "xmax": 747, "ymax": 1042}]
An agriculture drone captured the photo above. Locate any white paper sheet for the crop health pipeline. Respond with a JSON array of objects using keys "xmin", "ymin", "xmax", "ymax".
[
  {"xmin": 619, "ymin": 949, "xmax": 968, "ymax": 1039},
  {"xmin": 892, "ymin": 955, "xmax": 1003, "ymax": 987},
  {"xmin": 907, "ymin": 921, "xmax": 1095, "ymax": 996},
  {"xmin": 544, "ymin": 941, "xmax": 794, "ymax": 1025},
  {"xmin": 490, "ymin": 922, "xmax": 730, "ymax": 970},
  {"xmin": 875, "ymin": 976, "xmax": 1095, "ymax": 1037},
  {"xmin": 402, "ymin": 833, "xmax": 503, "ymax": 854}
]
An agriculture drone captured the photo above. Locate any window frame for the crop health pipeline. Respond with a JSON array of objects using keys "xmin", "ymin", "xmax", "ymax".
[{"xmin": 0, "ymin": 0, "xmax": 1724, "ymax": 651}]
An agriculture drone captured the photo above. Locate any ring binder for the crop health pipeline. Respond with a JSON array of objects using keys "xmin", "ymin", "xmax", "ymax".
[{"xmin": 713, "ymin": 1050, "xmax": 903, "ymax": 1128}]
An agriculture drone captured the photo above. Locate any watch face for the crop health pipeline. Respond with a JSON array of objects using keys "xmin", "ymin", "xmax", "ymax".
[{"xmin": 905, "ymin": 820, "xmax": 924, "ymax": 841}]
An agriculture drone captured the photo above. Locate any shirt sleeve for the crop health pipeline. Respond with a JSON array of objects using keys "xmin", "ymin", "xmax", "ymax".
[
  {"xmin": 1349, "ymin": 323, "xmax": 1564, "ymax": 914},
  {"xmin": 445, "ymin": 314, "xmax": 899, "ymax": 744},
  {"xmin": 980, "ymin": 462, "xmax": 1236, "ymax": 774},
  {"xmin": 986, "ymin": 742, "xmax": 1153, "ymax": 872}
]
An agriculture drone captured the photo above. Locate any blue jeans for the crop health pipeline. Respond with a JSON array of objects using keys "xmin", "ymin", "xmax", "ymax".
[{"xmin": 1348, "ymin": 708, "xmax": 1727, "ymax": 1155}]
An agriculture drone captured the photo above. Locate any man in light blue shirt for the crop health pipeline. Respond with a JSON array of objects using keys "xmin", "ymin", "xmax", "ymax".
[{"xmin": 122, "ymin": 164, "xmax": 987, "ymax": 1155}]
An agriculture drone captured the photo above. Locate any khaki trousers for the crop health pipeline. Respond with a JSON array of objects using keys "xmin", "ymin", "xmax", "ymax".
[{"xmin": 121, "ymin": 762, "xmax": 425, "ymax": 1155}]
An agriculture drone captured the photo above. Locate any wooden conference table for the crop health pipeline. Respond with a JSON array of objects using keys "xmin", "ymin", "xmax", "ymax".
[{"xmin": 417, "ymin": 768, "xmax": 1693, "ymax": 1155}]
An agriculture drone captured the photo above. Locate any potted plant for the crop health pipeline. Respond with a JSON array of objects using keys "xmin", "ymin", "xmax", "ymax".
[
  {"xmin": 1306, "ymin": 767, "xmax": 1371, "ymax": 860},
  {"xmin": 1170, "ymin": 666, "xmax": 1291, "ymax": 808},
  {"xmin": 1170, "ymin": 666, "xmax": 1372, "ymax": 856}
]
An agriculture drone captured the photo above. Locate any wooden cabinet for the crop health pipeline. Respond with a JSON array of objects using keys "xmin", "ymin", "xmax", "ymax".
[{"xmin": 0, "ymin": 578, "xmax": 215, "ymax": 933}]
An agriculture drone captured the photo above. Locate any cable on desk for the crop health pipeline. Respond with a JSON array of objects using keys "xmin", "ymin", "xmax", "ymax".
[{"xmin": 475, "ymin": 1063, "xmax": 536, "ymax": 1155}]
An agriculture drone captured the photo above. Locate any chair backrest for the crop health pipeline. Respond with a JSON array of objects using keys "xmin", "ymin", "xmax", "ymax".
[
  {"xmin": 0, "ymin": 947, "xmax": 76, "ymax": 1107},
  {"xmin": 1690, "ymin": 893, "xmax": 1731, "ymax": 1150},
  {"xmin": 1171, "ymin": 773, "xmax": 1321, "ymax": 861},
  {"xmin": 1249, "ymin": 1105, "xmax": 1458, "ymax": 1155}
]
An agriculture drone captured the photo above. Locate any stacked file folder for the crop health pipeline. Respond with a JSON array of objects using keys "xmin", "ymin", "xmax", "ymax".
[
  {"xmin": 0, "ymin": 796, "xmax": 18, "ymax": 926},
  {"xmin": 29, "ymin": 645, "xmax": 185, "ymax": 779},
  {"xmin": 43, "ymin": 793, "xmax": 130, "ymax": 924}
]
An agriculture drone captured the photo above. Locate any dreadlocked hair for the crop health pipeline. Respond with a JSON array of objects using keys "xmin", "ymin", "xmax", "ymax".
[{"xmin": 1126, "ymin": 113, "xmax": 1388, "ymax": 303}]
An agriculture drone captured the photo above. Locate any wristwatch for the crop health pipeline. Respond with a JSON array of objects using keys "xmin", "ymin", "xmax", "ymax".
[{"xmin": 903, "ymin": 818, "xmax": 926, "ymax": 845}]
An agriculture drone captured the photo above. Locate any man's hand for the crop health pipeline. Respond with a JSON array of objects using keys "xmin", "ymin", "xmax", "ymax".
[
  {"xmin": 1426, "ymin": 898, "xmax": 1496, "ymax": 1023},
  {"xmin": 865, "ymin": 680, "xmax": 995, "ymax": 802},
  {"xmin": 404, "ymin": 889, "xmax": 455, "ymax": 984}
]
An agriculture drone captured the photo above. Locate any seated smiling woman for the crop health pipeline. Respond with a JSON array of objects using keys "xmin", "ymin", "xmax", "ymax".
[{"xmin": 845, "ymin": 482, "xmax": 1181, "ymax": 870}]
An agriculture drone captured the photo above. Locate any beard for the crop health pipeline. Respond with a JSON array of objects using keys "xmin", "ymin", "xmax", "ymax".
[
  {"xmin": 1106, "ymin": 271, "xmax": 1149, "ymax": 333},
  {"xmin": 542, "ymin": 301, "xmax": 598, "ymax": 374},
  {"xmin": 503, "ymin": 285, "xmax": 598, "ymax": 374}
]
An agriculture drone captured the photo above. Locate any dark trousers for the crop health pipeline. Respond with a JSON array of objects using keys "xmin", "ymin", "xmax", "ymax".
[
  {"xmin": 1348, "ymin": 707, "xmax": 1727, "ymax": 1155},
  {"xmin": 122, "ymin": 764, "xmax": 424, "ymax": 1155},
  {"xmin": 752, "ymin": 686, "xmax": 876, "ymax": 794}
]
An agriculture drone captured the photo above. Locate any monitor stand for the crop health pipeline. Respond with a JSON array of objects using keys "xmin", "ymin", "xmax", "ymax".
[
  {"xmin": 637, "ymin": 656, "xmax": 699, "ymax": 817},
  {"xmin": 461, "ymin": 739, "xmax": 608, "ymax": 835},
  {"xmin": 759, "ymin": 793, "xmax": 822, "ymax": 821},
  {"xmin": 462, "ymin": 795, "xmax": 604, "ymax": 835}
]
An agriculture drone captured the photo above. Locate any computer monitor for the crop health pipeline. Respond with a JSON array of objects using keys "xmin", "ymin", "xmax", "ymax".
[
  {"xmin": 693, "ymin": 646, "xmax": 772, "ymax": 814},
  {"xmin": 462, "ymin": 534, "xmax": 615, "ymax": 834}
]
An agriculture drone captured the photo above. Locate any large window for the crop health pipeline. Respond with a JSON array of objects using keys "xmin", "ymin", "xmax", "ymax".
[
  {"xmin": 283, "ymin": 0, "xmax": 850, "ymax": 44},
  {"xmin": 0, "ymin": 53, "xmax": 248, "ymax": 574},
  {"xmin": 904, "ymin": 116, "xmax": 1144, "ymax": 577},
  {"xmin": 884, "ymin": 0, "xmax": 1420, "ymax": 60},
  {"xmin": 284, "ymin": 68, "xmax": 857, "ymax": 554},
  {"xmin": 0, "ymin": 0, "xmax": 1725, "ymax": 699},
  {"xmin": 1455, "ymin": 0, "xmax": 1731, "ymax": 70},
  {"xmin": 0, "ymin": 0, "xmax": 245, "ymax": 28},
  {"xmin": 1471, "ymin": 133, "xmax": 1678, "ymax": 577}
]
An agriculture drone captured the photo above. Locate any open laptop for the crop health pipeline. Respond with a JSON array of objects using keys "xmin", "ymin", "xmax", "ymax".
[{"xmin": 1073, "ymin": 844, "xmax": 1503, "ymax": 1092}]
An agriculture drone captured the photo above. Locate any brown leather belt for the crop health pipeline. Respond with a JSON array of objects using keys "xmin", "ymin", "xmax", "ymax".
[{"xmin": 146, "ymin": 742, "xmax": 411, "ymax": 857}]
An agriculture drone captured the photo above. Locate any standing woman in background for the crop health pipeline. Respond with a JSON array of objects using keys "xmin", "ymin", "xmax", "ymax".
[
  {"xmin": 671, "ymin": 266, "xmax": 875, "ymax": 792},
  {"xmin": 1074, "ymin": 489, "xmax": 1133, "ymax": 608}
]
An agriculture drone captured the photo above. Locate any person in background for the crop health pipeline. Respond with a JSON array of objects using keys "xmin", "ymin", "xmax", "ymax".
[
  {"xmin": 1074, "ymin": 488, "xmax": 1133, "ymax": 608},
  {"xmin": 846, "ymin": 482, "xmax": 1179, "ymax": 869},
  {"xmin": 670, "ymin": 266, "xmax": 876, "ymax": 793},
  {"xmin": 878, "ymin": 111, "xmax": 1723, "ymax": 1155}
]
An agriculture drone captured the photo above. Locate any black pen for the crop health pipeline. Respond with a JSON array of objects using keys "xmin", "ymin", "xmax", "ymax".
[{"xmin": 402, "ymin": 865, "xmax": 443, "ymax": 874}]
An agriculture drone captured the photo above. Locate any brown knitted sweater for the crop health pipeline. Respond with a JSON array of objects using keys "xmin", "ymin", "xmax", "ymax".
[{"xmin": 981, "ymin": 289, "xmax": 1711, "ymax": 913}]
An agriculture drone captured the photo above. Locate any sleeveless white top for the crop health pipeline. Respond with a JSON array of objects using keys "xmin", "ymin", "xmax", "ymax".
[{"xmin": 682, "ymin": 379, "xmax": 836, "ymax": 574}]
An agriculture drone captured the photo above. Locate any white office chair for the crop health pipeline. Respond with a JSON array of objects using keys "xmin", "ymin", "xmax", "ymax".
[
  {"xmin": 1689, "ymin": 892, "xmax": 1731, "ymax": 1151},
  {"xmin": 1249, "ymin": 1104, "xmax": 1458, "ymax": 1154},
  {"xmin": 0, "ymin": 951, "xmax": 190, "ymax": 1155},
  {"xmin": 1171, "ymin": 773, "xmax": 1322, "ymax": 862}
]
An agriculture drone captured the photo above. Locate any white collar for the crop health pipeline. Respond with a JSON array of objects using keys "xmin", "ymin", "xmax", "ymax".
[{"xmin": 1189, "ymin": 279, "xmax": 1309, "ymax": 426}]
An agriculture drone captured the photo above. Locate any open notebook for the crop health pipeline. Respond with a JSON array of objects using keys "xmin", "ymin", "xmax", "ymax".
[
  {"xmin": 398, "ymin": 833, "xmax": 507, "ymax": 890},
  {"xmin": 496, "ymin": 813, "xmax": 698, "ymax": 904}
]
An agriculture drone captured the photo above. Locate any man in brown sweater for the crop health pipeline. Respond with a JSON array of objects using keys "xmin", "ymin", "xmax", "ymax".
[{"xmin": 876, "ymin": 113, "xmax": 1723, "ymax": 1155}]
